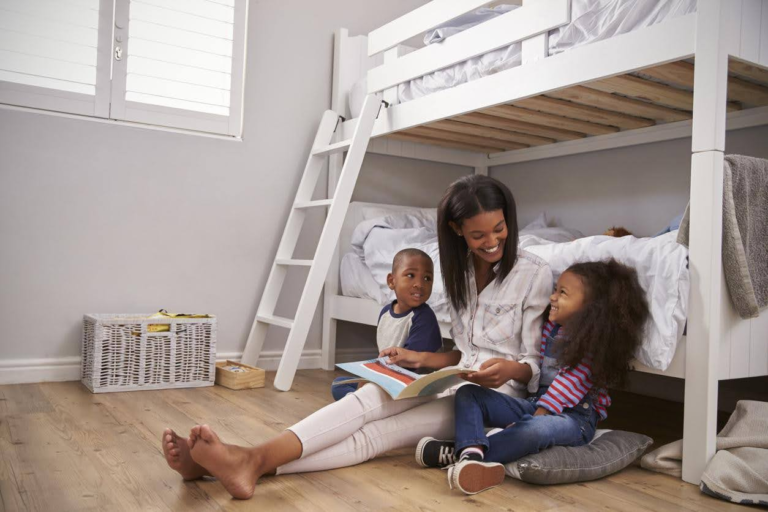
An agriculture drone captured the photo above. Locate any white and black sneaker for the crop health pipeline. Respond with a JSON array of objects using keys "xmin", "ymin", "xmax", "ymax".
[
  {"xmin": 415, "ymin": 437, "xmax": 456, "ymax": 468},
  {"xmin": 447, "ymin": 459, "xmax": 506, "ymax": 495}
]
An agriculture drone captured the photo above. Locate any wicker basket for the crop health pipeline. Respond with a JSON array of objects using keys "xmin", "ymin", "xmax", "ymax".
[{"xmin": 81, "ymin": 314, "xmax": 216, "ymax": 393}]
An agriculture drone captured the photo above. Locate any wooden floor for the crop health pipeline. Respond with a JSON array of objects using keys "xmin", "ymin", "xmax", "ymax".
[{"xmin": 0, "ymin": 370, "xmax": 746, "ymax": 512}]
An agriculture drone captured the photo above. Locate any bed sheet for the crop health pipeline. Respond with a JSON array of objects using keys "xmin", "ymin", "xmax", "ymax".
[{"xmin": 349, "ymin": 0, "xmax": 697, "ymax": 118}]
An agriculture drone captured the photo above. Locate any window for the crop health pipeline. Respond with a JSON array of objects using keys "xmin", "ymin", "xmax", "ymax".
[{"xmin": 0, "ymin": 0, "xmax": 248, "ymax": 136}]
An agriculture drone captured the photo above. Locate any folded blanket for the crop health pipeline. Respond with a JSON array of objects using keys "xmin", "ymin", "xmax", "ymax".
[
  {"xmin": 678, "ymin": 155, "xmax": 768, "ymax": 318},
  {"xmin": 641, "ymin": 400, "xmax": 768, "ymax": 506}
]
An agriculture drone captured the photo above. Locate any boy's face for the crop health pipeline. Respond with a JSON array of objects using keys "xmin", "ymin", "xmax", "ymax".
[{"xmin": 387, "ymin": 254, "xmax": 434, "ymax": 311}]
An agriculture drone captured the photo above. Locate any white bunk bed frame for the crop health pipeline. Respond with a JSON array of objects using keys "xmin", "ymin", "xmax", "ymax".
[{"xmin": 318, "ymin": 0, "xmax": 768, "ymax": 486}]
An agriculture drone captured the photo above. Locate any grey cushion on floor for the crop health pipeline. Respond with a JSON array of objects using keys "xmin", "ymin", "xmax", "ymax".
[{"xmin": 505, "ymin": 430, "xmax": 653, "ymax": 485}]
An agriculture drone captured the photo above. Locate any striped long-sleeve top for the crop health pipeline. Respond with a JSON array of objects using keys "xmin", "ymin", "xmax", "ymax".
[{"xmin": 536, "ymin": 321, "xmax": 611, "ymax": 420}]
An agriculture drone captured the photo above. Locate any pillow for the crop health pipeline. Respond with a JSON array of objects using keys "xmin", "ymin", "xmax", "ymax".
[
  {"xmin": 505, "ymin": 430, "xmax": 653, "ymax": 485},
  {"xmin": 524, "ymin": 231, "xmax": 689, "ymax": 371}
]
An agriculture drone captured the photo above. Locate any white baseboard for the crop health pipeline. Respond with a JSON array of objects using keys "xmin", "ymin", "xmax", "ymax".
[{"xmin": 0, "ymin": 347, "xmax": 378, "ymax": 385}]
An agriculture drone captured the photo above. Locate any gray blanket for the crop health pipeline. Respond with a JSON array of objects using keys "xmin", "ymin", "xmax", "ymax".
[
  {"xmin": 678, "ymin": 155, "xmax": 768, "ymax": 318},
  {"xmin": 641, "ymin": 400, "xmax": 768, "ymax": 507}
]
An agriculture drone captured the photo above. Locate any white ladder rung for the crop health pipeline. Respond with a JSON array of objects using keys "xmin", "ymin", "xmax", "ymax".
[
  {"xmin": 256, "ymin": 314, "xmax": 294, "ymax": 329},
  {"xmin": 275, "ymin": 259, "xmax": 313, "ymax": 267},
  {"xmin": 241, "ymin": 95, "xmax": 382, "ymax": 391},
  {"xmin": 294, "ymin": 199, "xmax": 333, "ymax": 209},
  {"xmin": 311, "ymin": 139, "xmax": 353, "ymax": 156}
]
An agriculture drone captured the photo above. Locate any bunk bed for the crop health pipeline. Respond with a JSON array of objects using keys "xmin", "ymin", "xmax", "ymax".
[{"xmin": 316, "ymin": 0, "xmax": 768, "ymax": 486}]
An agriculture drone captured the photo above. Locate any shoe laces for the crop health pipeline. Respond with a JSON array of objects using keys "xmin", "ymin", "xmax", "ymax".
[{"xmin": 438, "ymin": 446, "xmax": 456, "ymax": 466}]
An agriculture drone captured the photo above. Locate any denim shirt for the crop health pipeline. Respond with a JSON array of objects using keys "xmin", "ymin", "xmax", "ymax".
[{"xmin": 450, "ymin": 249, "xmax": 553, "ymax": 398}]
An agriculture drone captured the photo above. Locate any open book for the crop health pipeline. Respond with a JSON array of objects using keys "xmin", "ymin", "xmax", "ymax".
[{"xmin": 335, "ymin": 357, "xmax": 472, "ymax": 400}]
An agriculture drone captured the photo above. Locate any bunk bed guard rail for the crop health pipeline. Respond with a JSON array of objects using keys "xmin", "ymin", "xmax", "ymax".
[{"xmin": 366, "ymin": 0, "xmax": 571, "ymax": 95}]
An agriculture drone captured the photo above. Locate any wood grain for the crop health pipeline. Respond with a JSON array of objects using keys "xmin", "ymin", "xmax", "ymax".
[{"xmin": 0, "ymin": 374, "xmax": 743, "ymax": 511}]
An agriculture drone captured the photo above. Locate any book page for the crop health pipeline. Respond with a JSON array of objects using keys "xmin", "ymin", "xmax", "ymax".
[{"xmin": 336, "ymin": 358, "xmax": 474, "ymax": 400}]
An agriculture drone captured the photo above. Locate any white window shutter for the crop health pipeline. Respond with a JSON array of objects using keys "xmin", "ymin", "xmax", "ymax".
[
  {"xmin": 0, "ymin": 0, "xmax": 113, "ymax": 117},
  {"xmin": 110, "ymin": 0, "xmax": 247, "ymax": 136}
]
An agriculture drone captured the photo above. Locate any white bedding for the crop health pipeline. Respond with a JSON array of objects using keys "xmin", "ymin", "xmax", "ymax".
[
  {"xmin": 339, "ymin": 205, "xmax": 689, "ymax": 372},
  {"xmin": 349, "ymin": 0, "xmax": 697, "ymax": 118}
]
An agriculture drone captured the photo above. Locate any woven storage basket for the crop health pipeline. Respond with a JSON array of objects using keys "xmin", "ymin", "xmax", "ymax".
[{"xmin": 81, "ymin": 314, "xmax": 216, "ymax": 393}]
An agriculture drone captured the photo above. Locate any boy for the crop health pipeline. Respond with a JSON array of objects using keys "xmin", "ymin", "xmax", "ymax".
[{"xmin": 332, "ymin": 248, "xmax": 443, "ymax": 400}]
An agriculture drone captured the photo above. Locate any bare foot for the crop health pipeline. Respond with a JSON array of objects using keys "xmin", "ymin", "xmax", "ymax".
[
  {"xmin": 189, "ymin": 424, "xmax": 261, "ymax": 499},
  {"xmin": 162, "ymin": 428, "xmax": 210, "ymax": 480}
]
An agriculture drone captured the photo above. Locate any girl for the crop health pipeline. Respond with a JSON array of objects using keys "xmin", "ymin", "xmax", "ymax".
[
  {"xmin": 161, "ymin": 175, "xmax": 552, "ymax": 499},
  {"xmin": 417, "ymin": 259, "xmax": 649, "ymax": 495}
]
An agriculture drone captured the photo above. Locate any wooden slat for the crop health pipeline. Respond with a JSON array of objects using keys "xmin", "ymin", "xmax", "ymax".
[
  {"xmin": 514, "ymin": 96, "xmax": 655, "ymax": 129},
  {"xmin": 386, "ymin": 132, "xmax": 504, "ymax": 154},
  {"xmin": 637, "ymin": 61, "xmax": 695, "ymax": 89},
  {"xmin": 457, "ymin": 112, "xmax": 586, "ymax": 141},
  {"xmin": 642, "ymin": 60, "xmax": 768, "ymax": 107},
  {"xmin": 547, "ymin": 85, "xmax": 692, "ymax": 123},
  {"xmin": 727, "ymin": 76, "xmax": 768, "ymax": 106},
  {"xmin": 586, "ymin": 74, "xmax": 742, "ymax": 112},
  {"xmin": 586, "ymin": 74, "xmax": 695, "ymax": 110},
  {"xmin": 404, "ymin": 126, "xmax": 526, "ymax": 151},
  {"xmin": 484, "ymin": 105, "xmax": 619, "ymax": 135},
  {"xmin": 427, "ymin": 119, "xmax": 555, "ymax": 146},
  {"xmin": 729, "ymin": 59, "xmax": 768, "ymax": 85}
]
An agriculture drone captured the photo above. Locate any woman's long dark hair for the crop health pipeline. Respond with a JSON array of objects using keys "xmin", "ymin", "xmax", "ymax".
[
  {"xmin": 437, "ymin": 175, "xmax": 518, "ymax": 312},
  {"xmin": 555, "ymin": 259, "xmax": 650, "ymax": 389}
]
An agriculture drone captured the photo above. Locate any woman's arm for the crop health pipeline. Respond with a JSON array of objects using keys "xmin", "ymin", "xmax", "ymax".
[
  {"xmin": 380, "ymin": 347, "xmax": 461, "ymax": 370},
  {"xmin": 462, "ymin": 358, "xmax": 532, "ymax": 388}
]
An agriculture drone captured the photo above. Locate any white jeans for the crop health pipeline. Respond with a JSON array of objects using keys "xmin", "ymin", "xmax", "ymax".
[{"xmin": 277, "ymin": 383, "xmax": 455, "ymax": 474}]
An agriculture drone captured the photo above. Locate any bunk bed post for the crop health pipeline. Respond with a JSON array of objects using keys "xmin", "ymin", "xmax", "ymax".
[
  {"xmin": 322, "ymin": 28, "xmax": 348, "ymax": 371},
  {"xmin": 682, "ymin": 0, "xmax": 729, "ymax": 485}
]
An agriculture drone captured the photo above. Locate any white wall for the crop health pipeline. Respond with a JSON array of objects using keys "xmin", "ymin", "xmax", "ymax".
[{"xmin": 0, "ymin": 0, "xmax": 439, "ymax": 380}]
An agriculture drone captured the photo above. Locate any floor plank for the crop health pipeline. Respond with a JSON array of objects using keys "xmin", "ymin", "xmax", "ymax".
[{"xmin": 0, "ymin": 371, "xmax": 745, "ymax": 512}]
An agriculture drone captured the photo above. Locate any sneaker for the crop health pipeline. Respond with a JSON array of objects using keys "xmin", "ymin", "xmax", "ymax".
[
  {"xmin": 447, "ymin": 459, "xmax": 506, "ymax": 495},
  {"xmin": 415, "ymin": 437, "xmax": 456, "ymax": 468}
]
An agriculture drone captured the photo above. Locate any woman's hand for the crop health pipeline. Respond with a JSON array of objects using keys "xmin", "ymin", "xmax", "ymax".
[
  {"xmin": 379, "ymin": 347, "xmax": 423, "ymax": 369},
  {"xmin": 461, "ymin": 358, "xmax": 520, "ymax": 388}
]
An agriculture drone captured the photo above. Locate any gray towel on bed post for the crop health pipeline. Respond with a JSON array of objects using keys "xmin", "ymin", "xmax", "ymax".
[{"xmin": 677, "ymin": 155, "xmax": 768, "ymax": 319}]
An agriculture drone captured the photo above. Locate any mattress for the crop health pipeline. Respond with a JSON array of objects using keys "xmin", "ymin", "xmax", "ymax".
[
  {"xmin": 338, "ymin": 203, "xmax": 689, "ymax": 372},
  {"xmin": 349, "ymin": 0, "xmax": 697, "ymax": 118}
]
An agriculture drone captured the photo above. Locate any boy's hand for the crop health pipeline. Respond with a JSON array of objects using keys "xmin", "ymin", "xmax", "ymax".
[
  {"xmin": 379, "ymin": 347, "xmax": 423, "ymax": 368},
  {"xmin": 461, "ymin": 358, "xmax": 517, "ymax": 388}
]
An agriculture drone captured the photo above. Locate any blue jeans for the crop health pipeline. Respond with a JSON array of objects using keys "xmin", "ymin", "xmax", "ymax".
[
  {"xmin": 454, "ymin": 385, "xmax": 598, "ymax": 464},
  {"xmin": 331, "ymin": 376, "xmax": 359, "ymax": 401}
]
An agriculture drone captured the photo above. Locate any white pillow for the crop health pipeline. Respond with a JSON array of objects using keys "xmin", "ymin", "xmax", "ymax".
[{"xmin": 524, "ymin": 231, "xmax": 689, "ymax": 371}]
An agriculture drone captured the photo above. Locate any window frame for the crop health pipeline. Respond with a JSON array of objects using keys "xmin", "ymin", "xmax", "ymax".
[{"xmin": 0, "ymin": 0, "xmax": 248, "ymax": 137}]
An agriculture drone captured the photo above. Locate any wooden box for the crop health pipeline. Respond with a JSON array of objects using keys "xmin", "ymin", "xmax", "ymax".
[{"xmin": 215, "ymin": 360, "xmax": 265, "ymax": 390}]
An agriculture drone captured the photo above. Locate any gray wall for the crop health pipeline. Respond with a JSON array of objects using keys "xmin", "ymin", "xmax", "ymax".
[
  {"xmin": 0, "ymin": 0, "xmax": 441, "ymax": 364},
  {"xmin": 493, "ymin": 125, "xmax": 768, "ymax": 238},
  {"xmin": 2, "ymin": 0, "xmax": 767, "ymax": 380}
]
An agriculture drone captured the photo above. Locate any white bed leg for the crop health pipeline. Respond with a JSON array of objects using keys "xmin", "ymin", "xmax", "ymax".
[
  {"xmin": 322, "ymin": 151, "xmax": 343, "ymax": 371},
  {"xmin": 683, "ymin": 0, "xmax": 729, "ymax": 485}
]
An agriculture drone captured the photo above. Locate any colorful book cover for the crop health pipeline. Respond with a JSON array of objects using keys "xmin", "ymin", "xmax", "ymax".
[{"xmin": 335, "ymin": 357, "xmax": 471, "ymax": 400}]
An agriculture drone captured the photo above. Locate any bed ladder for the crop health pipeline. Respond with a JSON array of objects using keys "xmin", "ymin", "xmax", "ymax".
[{"xmin": 240, "ymin": 93, "xmax": 383, "ymax": 391}]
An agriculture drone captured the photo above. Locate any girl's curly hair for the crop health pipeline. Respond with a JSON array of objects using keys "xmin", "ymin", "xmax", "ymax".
[{"xmin": 555, "ymin": 259, "xmax": 650, "ymax": 389}]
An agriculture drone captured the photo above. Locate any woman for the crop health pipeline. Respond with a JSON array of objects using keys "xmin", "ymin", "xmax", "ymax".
[{"xmin": 161, "ymin": 175, "xmax": 552, "ymax": 499}]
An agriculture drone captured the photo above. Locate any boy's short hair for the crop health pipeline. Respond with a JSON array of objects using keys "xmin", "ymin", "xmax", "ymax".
[{"xmin": 392, "ymin": 248, "xmax": 433, "ymax": 272}]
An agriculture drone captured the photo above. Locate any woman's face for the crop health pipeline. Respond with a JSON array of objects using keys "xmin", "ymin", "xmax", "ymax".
[{"xmin": 451, "ymin": 209, "xmax": 507, "ymax": 266}]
